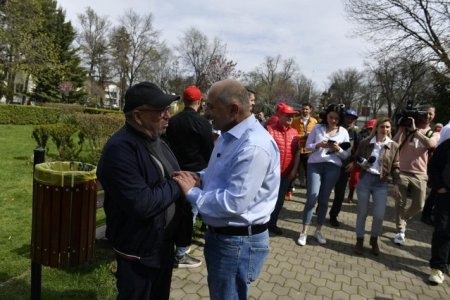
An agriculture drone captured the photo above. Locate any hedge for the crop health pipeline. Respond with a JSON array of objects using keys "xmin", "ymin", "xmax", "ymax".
[
  {"xmin": 43, "ymin": 103, "xmax": 122, "ymax": 115},
  {"xmin": 32, "ymin": 113, "xmax": 124, "ymax": 164},
  {"xmin": 0, "ymin": 104, "xmax": 61, "ymax": 125}
]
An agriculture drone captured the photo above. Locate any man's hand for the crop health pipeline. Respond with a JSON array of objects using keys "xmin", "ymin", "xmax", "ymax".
[
  {"xmin": 437, "ymin": 187, "xmax": 448, "ymax": 194},
  {"xmin": 408, "ymin": 117, "xmax": 416, "ymax": 131},
  {"xmin": 173, "ymin": 171, "xmax": 199, "ymax": 194},
  {"xmin": 392, "ymin": 184, "xmax": 401, "ymax": 199},
  {"xmin": 345, "ymin": 161, "xmax": 354, "ymax": 173}
]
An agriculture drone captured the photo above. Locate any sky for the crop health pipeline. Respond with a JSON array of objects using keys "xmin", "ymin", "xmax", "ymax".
[{"xmin": 56, "ymin": 0, "xmax": 373, "ymax": 90}]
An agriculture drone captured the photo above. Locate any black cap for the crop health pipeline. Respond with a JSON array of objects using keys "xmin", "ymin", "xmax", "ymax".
[{"xmin": 123, "ymin": 82, "xmax": 180, "ymax": 112}]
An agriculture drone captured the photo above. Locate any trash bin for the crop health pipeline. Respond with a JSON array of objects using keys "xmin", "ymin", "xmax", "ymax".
[{"xmin": 31, "ymin": 161, "xmax": 97, "ymax": 268}]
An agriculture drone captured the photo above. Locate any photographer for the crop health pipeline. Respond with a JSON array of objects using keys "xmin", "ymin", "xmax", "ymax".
[{"xmin": 392, "ymin": 104, "xmax": 439, "ymax": 245}]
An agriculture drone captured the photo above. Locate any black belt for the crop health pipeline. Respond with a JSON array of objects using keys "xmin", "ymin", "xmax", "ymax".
[{"xmin": 208, "ymin": 224, "xmax": 268, "ymax": 236}]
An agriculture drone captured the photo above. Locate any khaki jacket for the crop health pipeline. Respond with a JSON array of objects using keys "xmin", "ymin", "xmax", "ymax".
[
  {"xmin": 355, "ymin": 137, "xmax": 401, "ymax": 184},
  {"xmin": 292, "ymin": 116, "xmax": 318, "ymax": 154}
]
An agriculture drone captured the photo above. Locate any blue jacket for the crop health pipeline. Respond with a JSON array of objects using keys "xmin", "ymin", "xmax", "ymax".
[{"xmin": 97, "ymin": 125, "xmax": 182, "ymax": 267}]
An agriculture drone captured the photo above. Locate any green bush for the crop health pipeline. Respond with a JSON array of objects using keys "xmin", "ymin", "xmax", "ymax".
[
  {"xmin": 76, "ymin": 113, "xmax": 124, "ymax": 164},
  {"xmin": 29, "ymin": 106, "xmax": 124, "ymax": 163},
  {"xmin": 32, "ymin": 123, "xmax": 84, "ymax": 161},
  {"xmin": 49, "ymin": 123, "xmax": 84, "ymax": 161},
  {"xmin": 82, "ymin": 107, "xmax": 122, "ymax": 115},
  {"xmin": 42, "ymin": 102, "xmax": 86, "ymax": 113},
  {"xmin": 0, "ymin": 104, "xmax": 61, "ymax": 124},
  {"xmin": 31, "ymin": 125, "xmax": 50, "ymax": 149},
  {"xmin": 42, "ymin": 103, "xmax": 122, "ymax": 115}
]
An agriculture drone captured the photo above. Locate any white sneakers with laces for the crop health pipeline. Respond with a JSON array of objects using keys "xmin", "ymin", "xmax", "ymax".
[
  {"xmin": 393, "ymin": 232, "xmax": 405, "ymax": 245},
  {"xmin": 298, "ymin": 231, "xmax": 327, "ymax": 246},
  {"xmin": 429, "ymin": 269, "xmax": 445, "ymax": 285},
  {"xmin": 314, "ymin": 231, "xmax": 327, "ymax": 244},
  {"xmin": 297, "ymin": 233, "xmax": 307, "ymax": 246}
]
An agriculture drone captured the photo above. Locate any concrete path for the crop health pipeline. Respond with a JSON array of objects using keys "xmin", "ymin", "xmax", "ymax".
[{"xmin": 171, "ymin": 187, "xmax": 450, "ymax": 299}]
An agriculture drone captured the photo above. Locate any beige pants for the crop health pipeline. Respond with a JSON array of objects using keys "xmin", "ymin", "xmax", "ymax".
[{"xmin": 395, "ymin": 171, "xmax": 428, "ymax": 232}]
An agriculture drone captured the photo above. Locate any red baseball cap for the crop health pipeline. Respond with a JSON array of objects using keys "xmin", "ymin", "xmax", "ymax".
[
  {"xmin": 364, "ymin": 118, "xmax": 377, "ymax": 129},
  {"xmin": 183, "ymin": 85, "xmax": 202, "ymax": 101},
  {"xmin": 278, "ymin": 103, "xmax": 298, "ymax": 114}
]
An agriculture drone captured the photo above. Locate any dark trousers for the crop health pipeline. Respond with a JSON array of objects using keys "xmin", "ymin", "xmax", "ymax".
[
  {"xmin": 329, "ymin": 167, "xmax": 349, "ymax": 218},
  {"xmin": 298, "ymin": 153, "xmax": 310, "ymax": 184},
  {"xmin": 115, "ymin": 240, "xmax": 175, "ymax": 300},
  {"xmin": 268, "ymin": 176, "xmax": 291, "ymax": 227},
  {"xmin": 422, "ymin": 188, "xmax": 436, "ymax": 220},
  {"xmin": 430, "ymin": 191, "xmax": 450, "ymax": 274},
  {"xmin": 174, "ymin": 201, "xmax": 194, "ymax": 247}
]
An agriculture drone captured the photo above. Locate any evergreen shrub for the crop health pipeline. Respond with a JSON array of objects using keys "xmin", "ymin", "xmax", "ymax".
[{"xmin": 0, "ymin": 104, "xmax": 61, "ymax": 124}]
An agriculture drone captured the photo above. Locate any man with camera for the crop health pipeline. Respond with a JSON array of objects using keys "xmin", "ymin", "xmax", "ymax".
[{"xmin": 392, "ymin": 104, "xmax": 439, "ymax": 245}]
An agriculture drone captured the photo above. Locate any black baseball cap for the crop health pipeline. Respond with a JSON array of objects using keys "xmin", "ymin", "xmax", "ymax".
[{"xmin": 123, "ymin": 82, "xmax": 180, "ymax": 112}]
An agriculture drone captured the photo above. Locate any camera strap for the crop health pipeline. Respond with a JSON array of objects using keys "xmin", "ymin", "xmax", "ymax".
[{"xmin": 425, "ymin": 129, "xmax": 434, "ymax": 138}]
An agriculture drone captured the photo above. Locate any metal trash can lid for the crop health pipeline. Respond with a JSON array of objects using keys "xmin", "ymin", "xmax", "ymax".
[{"xmin": 34, "ymin": 161, "xmax": 97, "ymax": 187}]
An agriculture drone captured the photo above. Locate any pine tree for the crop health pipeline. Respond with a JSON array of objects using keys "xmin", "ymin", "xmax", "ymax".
[{"xmin": 32, "ymin": 0, "xmax": 86, "ymax": 103}]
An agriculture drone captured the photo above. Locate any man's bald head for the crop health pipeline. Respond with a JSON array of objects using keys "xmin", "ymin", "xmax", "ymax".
[
  {"xmin": 205, "ymin": 79, "xmax": 252, "ymax": 132},
  {"xmin": 209, "ymin": 79, "xmax": 251, "ymax": 112}
]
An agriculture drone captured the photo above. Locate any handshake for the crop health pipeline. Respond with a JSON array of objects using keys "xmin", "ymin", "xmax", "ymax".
[{"xmin": 172, "ymin": 171, "xmax": 201, "ymax": 194}]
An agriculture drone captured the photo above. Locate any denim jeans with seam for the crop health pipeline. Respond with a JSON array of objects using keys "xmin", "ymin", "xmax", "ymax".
[
  {"xmin": 303, "ymin": 162, "xmax": 341, "ymax": 226},
  {"xmin": 204, "ymin": 230, "xmax": 269, "ymax": 300},
  {"xmin": 355, "ymin": 172, "xmax": 388, "ymax": 238}
]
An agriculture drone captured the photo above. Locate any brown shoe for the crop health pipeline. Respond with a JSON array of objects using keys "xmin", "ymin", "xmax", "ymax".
[
  {"xmin": 370, "ymin": 236, "xmax": 380, "ymax": 256},
  {"xmin": 354, "ymin": 237, "xmax": 364, "ymax": 255}
]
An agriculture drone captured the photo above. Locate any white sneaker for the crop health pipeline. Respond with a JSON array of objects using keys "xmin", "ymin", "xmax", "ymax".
[
  {"xmin": 393, "ymin": 232, "xmax": 405, "ymax": 245},
  {"xmin": 429, "ymin": 269, "xmax": 445, "ymax": 285},
  {"xmin": 314, "ymin": 231, "xmax": 327, "ymax": 244},
  {"xmin": 297, "ymin": 233, "xmax": 307, "ymax": 246}
]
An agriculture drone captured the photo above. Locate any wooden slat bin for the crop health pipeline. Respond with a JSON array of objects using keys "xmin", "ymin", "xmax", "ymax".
[{"xmin": 31, "ymin": 162, "xmax": 97, "ymax": 268}]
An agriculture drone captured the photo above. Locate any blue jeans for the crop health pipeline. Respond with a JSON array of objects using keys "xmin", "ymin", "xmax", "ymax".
[
  {"xmin": 204, "ymin": 230, "xmax": 269, "ymax": 300},
  {"xmin": 303, "ymin": 162, "xmax": 341, "ymax": 225},
  {"xmin": 355, "ymin": 173, "xmax": 388, "ymax": 237},
  {"xmin": 268, "ymin": 175, "xmax": 291, "ymax": 227}
]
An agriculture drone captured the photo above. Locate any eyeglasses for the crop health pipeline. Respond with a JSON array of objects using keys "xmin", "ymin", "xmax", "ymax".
[{"xmin": 135, "ymin": 106, "xmax": 172, "ymax": 117}]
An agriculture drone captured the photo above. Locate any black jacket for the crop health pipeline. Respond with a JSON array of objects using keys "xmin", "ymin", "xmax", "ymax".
[
  {"xmin": 429, "ymin": 139, "xmax": 450, "ymax": 191},
  {"xmin": 97, "ymin": 125, "xmax": 182, "ymax": 267},
  {"xmin": 166, "ymin": 107, "xmax": 213, "ymax": 172}
]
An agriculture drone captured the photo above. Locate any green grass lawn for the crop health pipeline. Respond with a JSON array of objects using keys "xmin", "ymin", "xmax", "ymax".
[{"xmin": 0, "ymin": 125, "xmax": 116, "ymax": 299}]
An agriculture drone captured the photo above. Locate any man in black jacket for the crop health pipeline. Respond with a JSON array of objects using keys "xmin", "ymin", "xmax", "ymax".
[
  {"xmin": 166, "ymin": 85, "xmax": 214, "ymax": 268},
  {"xmin": 428, "ymin": 138, "xmax": 450, "ymax": 285},
  {"xmin": 97, "ymin": 82, "xmax": 182, "ymax": 299}
]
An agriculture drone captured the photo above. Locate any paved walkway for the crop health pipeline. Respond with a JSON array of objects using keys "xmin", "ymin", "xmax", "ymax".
[{"xmin": 171, "ymin": 187, "xmax": 450, "ymax": 299}]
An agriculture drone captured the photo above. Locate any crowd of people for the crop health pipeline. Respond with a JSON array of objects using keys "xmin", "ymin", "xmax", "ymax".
[{"xmin": 96, "ymin": 79, "xmax": 449, "ymax": 300}]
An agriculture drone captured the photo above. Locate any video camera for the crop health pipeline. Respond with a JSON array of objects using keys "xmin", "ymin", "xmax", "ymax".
[{"xmin": 395, "ymin": 101, "xmax": 428, "ymax": 127}]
